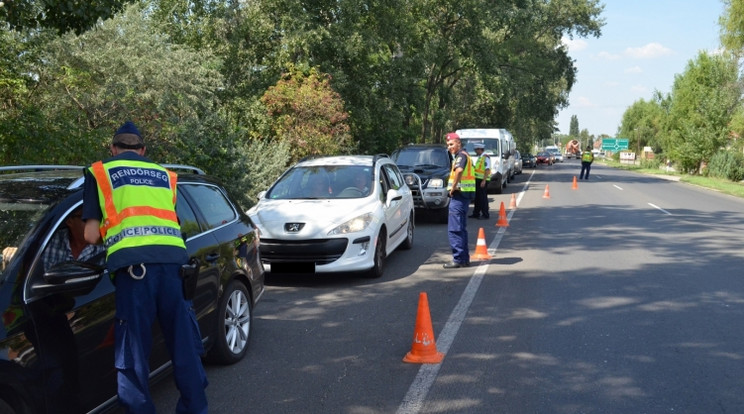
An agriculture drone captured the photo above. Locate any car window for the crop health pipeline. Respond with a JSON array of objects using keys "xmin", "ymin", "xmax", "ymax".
[
  {"xmin": 382, "ymin": 164, "xmax": 404, "ymax": 190},
  {"xmin": 462, "ymin": 138, "xmax": 499, "ymax": 156},
  {"xmin": 176, "ymin": 190, "xmax": 202, "ymax": 237},
  {"xmin": 180, "ymin": 183, "xmax": 237, "ymax": 230}
]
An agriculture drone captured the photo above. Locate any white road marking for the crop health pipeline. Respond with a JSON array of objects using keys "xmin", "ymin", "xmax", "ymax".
[
  {"xmin": 648, "ymin": 202, "xmax": 672, "ymax": 215},
  {"xmin": 613, "ymin": 184, "xmax": 623, "ymax": 190},
  {"xmin": 396, "ymin": 178, "xmax": 527, "ymax": 414}
]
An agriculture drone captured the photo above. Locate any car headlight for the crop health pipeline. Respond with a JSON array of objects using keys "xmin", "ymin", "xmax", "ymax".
[
  {"xmin": 328, "ymin": 212, "xmax": 374, "ymax": 235},
  {"xmin": 404, "ymin": 174, "xmax": 417, "ymax": 187},
  {"xmin": 428, "ymin": 178, "xmax": 444, "ymax": 189}
]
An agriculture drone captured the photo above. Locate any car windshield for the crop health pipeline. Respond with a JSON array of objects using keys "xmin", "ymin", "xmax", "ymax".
[
  {"xmin": 462, "ymin": 138, "xmax": 499, "ymax": 156},
  {"xmin": 266, "ymin": 165, "xmax": 373, "ymax": 200},
  {"xmin": 392, "ymin": 148, "xmax": 450, "ymax": 169}
]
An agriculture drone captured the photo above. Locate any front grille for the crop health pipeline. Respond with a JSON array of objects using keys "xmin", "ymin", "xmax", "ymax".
[{"xmin": 260, "ymin": 238, "xmax": 348, "ymax": 265}]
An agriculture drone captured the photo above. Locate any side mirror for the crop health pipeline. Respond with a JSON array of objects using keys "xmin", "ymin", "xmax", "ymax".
[
  {"xmin": 32, "ymin": 260, "xmax": 106, "ymax": 296},
  {"xmin": 386, "ymin": 189, "xmax": 403, "ymax": 207},
  {"xmin": 257, "ymin": 190, "xmax": 267, "ymax": 200}
]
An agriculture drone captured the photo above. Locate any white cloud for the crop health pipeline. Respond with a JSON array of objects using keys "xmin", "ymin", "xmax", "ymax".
[
  {"xmin": 576, "ymin": 96, "xmax": 595, "ymax": 107},
  {"xmin": 625, "ymin": 66, "xmax": 643, "ymax": 74},
  {"xmin": 597, "ymin": 51, "xmax": 621, "ymax": 60},
  {"xmin": 562, "ymin": 36, "xmax": 588, "ymax": 52},
  {"xmin": 624, "ymin": 42, "xmax": 674, "ymax": 59}
]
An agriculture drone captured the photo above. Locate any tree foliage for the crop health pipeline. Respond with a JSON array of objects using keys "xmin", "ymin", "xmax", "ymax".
[
  {"xmin": 0, "ymin": 0, "xmax": 133, "ymax": 34},
  {"xmin": 569, "ymin": 115, "xmax": 579, "ymax": 137},
  {"xmin": 662, "ymin": 52, "xmax": 740, "ymax": 173},
  {"xmin": 261, "ymin": 66, "xmax": 354, "ymax": 162},
  {"xmin": 1, "ymin": 0, "xmax": 607, "ymax": 198}
]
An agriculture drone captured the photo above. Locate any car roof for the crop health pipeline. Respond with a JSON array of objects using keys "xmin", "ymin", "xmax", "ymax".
[
  {"xmin": 0, "ymin": 165, "xmax": 214, "ymax": 202},
  {"xmin": 294, "ymin": 155, "xmax": 388, "ymax": 168},
  {"xmin": 0, "ymin": 168, "xmax": 85, "ymax": 204}
]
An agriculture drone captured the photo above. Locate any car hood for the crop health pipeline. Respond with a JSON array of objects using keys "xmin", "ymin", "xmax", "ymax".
[{"xmin": 248, "ymin": 198, "xmax": 377, "ymax": 238}]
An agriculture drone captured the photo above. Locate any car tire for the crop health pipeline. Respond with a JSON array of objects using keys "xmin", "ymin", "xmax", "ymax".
[
  {"xmin": 400, "ymin": 214, "xmax": 414, "ymax": 250},
  {"xmin": 205, "ymin": 280, "xmax": 252, "ymax": 365},
  {"xmin": 365, "ymin": 228, "xmax": 386, "ymax": 278}
]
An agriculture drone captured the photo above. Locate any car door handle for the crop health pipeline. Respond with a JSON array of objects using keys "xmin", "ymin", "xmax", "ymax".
[{"xmin": 205, "ymin": 253, "xmax": 220, "ymax": 263}]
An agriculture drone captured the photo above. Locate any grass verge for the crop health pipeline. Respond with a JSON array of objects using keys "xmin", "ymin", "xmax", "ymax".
[{"xmin": 600, "ymin": 159, "xmax": 744, "ymax": 199}]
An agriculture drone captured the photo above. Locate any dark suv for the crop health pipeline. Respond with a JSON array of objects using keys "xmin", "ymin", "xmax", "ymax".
[
  {"xmin": 0, "ymin": 166, "xmax": 265, "ymax": 413},
  {"xmin": 391, "ymin": 144, "xmax": 452, "ymax": 222}
]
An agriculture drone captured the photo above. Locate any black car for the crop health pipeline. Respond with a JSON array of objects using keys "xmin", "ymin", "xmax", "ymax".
[
  {"xmin": 391, "ymin": 144, "xmax": 452, "ymax": 222},
  {"xmin": 522, "ymin": 153, "xmax": 537, "ymax": 168},
  {"xmin": 0, "ymin": 165, "xmax": 265, "ymax": 413}
]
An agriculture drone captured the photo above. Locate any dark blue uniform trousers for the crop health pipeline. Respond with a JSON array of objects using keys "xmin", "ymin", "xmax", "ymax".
[
  {"xmin": 448, "ymin": 193, "xmax": 470, "ymax": 264},
  {"xmin": 114, "ymin": 263, "xmax": 208, "ymax": 414}
]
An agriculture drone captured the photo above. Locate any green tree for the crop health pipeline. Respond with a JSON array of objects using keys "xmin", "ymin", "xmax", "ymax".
[
  {"xmin": 260, "ymin": 65, "xmax": 354, "ymax": 162},
  {"xmin": 570, "ymin": 115, "xmax": 580, "ymax": 137},
  {"xmin": 662, "ymin": 51, "xmax": 741, "ymax": 173},
  {"xmin": 0, "ymin": 0, "xmax": 133, "ymax": 34},
  {"xmin": 618, "ymin": 98, "xmax": 665, "ymax": 156}
]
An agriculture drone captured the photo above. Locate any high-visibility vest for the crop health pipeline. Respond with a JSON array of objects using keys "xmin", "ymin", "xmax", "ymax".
[
  {"xmin": 447, "ymin": 151, "xmax": 476, "ymax": 193},
  {"xmin": 89, "ymin": 159, "xmax": 185, "ymax": 262},
  {"xmin": 474, "ymin": 155, "xmax": 490, "ymax": 180},
  {"xmin": 582, "ymin": 151, "xmax": 594, "ymax": 162}
]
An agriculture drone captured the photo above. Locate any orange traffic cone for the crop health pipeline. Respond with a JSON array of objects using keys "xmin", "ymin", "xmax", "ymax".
[
  {"xmin": 509, "ymin": 193, "xmax": 517, "ymax": 209},
  {"xmin": 471, "ymin": 227, "xmax": 492, "ymax": 260},
  {"xmin": 403, "ymin": 292, "xmax": 444, "ymax": 364},
  {"xmin": 496, "ymin": 201, "xmax": 509, "ymax": 227},
  {"xmin": 572, "ymin": 176, "xmax": 578, "ymax": 190},
  {"xmin": 542, "ymin": 185, "xmax": 551, "ymax": 199}
]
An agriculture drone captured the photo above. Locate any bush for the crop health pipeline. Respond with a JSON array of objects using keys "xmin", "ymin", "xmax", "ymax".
[
  {"xmin": 640, "ymin": 158, "xmax": 661, "ymax": 170},
  {"xmin": 707, "ymin": 150, "xmax": 744, "ymax": 182}
]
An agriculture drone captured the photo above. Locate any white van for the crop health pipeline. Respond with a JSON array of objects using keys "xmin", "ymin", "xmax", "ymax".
[{"xmin": 455, "ymin": 128, "xmax": 516, "ymax": 194}]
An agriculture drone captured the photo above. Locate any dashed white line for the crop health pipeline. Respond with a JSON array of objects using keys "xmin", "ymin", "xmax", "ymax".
[{"xmin": 648, "ymin": 203, "xmax": 672, "ymax": 215}]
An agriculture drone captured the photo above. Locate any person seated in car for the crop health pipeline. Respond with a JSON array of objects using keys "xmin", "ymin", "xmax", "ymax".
[
  {"xmin": 352, "ymin": 169, "xmax": 370, "ymax": 195},
  {"xmin": 42, "ymin": 207, "xmax": 105, "ymax": 271},
  {"xmin": 305, "ymin": 174, "xmax": 331, "ymax": 198}
]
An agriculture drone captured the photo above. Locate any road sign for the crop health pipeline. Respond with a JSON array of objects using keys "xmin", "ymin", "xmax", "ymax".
[{"xmin": 601, "ymin": 138, "xmax": 629, "ymax": 152}]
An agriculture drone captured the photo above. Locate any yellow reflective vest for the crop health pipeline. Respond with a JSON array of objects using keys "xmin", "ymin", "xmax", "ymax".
[
  {"xmin": 582, "ymin": 151, "xmax": 594, "ymax": 162},
  {"xmin": 474, "ymin": 155, "xmax": 490, "ymax": 180},
  {"xmin": 447, "ymin": 150, "xmax": 476, "ymax": 194},
  {"xmin": 89, "ymin": 159, "xmax": 186, "ymax": 263}
]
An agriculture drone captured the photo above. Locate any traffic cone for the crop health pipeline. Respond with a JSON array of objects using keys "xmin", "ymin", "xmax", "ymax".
[
  {"xmin": 403, "ymin": 292, "xmax": 444, "ymax": 364},
  {"xmin": 572, "ymin": 176, "xmax": 578, "ymax": 190},
  {"xmin": 542, "ymin": 185, "xmax": 551, "ymax": 199},
  {"xmin": 496, "ymin": 201, "xmax": 509, "ymax": 227},
  {"xmin": 509, "ymin": 192, "xmax": 517, "ymax": 209},
  {"xmin": 471, "ymin": 227, "xmax": 492, "ymax": 260}
]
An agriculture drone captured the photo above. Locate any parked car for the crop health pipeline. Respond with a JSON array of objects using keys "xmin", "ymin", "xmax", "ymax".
[
  {"xmin": 391, "ymin": 144, "xmax": 452, "ymax": 223},
  {"xmin": 0, "ymin": 165, "xmax": 265, "ymax": 413},
  {"xmin": 536, "ymin": 151, "xmax": 554, "ymax": 165},
  {"xmin": 513, "ymin": 150, "xmax": 523, "ymax": 175},
  {"xmin": 248, "ymin": 155, "xmax": 415, "ymax": 278},
  {"xmin": 522, "ymin": 153, "xmax": 537, "ymax": 168}
]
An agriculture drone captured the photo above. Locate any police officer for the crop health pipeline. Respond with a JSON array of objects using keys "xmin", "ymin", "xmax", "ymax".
[
  {"xmin": 82, "ymin": 121, "xmax": 208, "ymax": 414},
  {"xmin": 469, "ymin": 143, "xmax": 491, "ymax": 219},
  {"xmin": 444, "ymin": 132, "xmax": 476, "ymax": 269},
  {"xmin": 580, "ymin": 145, "xmax": 594, "ymax": 179}
]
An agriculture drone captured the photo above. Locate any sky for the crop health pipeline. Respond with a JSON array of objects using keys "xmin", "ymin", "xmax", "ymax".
[{"xmin": 556, "ymin": 0, "xmax": 726, "ymax": 137}]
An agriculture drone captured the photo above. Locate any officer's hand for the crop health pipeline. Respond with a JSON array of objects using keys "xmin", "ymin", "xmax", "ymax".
[{"xmin": 2, "ymin": 247, "xmax": 18, "ymax": 270}]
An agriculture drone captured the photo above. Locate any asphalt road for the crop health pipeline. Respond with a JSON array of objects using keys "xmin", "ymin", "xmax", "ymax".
[{"xmin": 150, "ymin": 160, "xmax": 744, "ymax": 413}]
